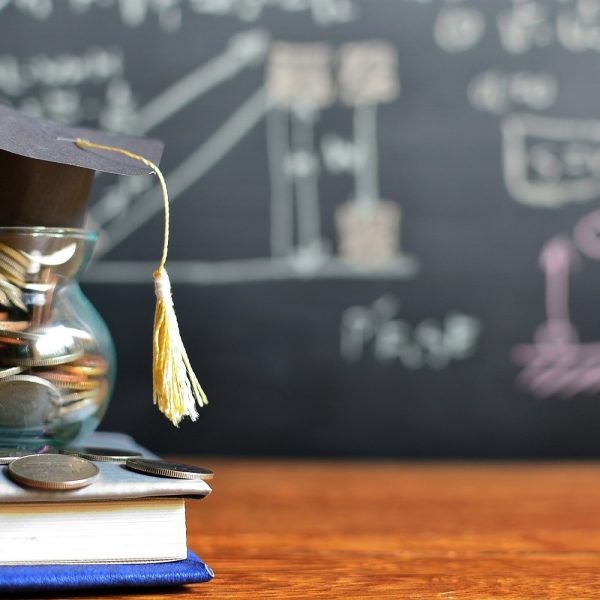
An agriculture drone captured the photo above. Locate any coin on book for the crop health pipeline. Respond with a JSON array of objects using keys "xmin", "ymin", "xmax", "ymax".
[
  {"xmin": 125, "ymin": 458, "xmax": 214, "ymax": 480},
  {"xmin": 61, "ymin": 446, "xmax": 143, "ymax": 462},
  {"xmin": 8, "ymin": 453, "xmax": 99, "ymax": 490},
  {"xmin": 0, "ymin": 448, "xmax": 37, "ymax": 464}
]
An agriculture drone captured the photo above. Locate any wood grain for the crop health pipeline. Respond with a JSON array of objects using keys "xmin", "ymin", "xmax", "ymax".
[{"xmin": 20, "ymin": 460, "xmax": 600, "ymax": 599}]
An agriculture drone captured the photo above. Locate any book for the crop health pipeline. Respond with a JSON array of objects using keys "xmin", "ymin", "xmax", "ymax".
[
  {"xmin": 0, "ymin": 432, "xmax": 211, "ymax": 565},
  {"xmin": 0, "ymin": 550, "xmax": 214, "ymax": 592}
]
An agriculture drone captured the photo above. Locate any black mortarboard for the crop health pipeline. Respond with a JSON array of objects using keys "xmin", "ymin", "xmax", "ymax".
[{"xmin": 0, "ymin": 104, "xmax": 163, "ymax": 227}]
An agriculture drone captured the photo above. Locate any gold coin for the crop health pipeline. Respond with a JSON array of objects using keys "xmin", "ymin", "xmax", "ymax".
[
  {"xmin": 63, "ymin": 355, "xmax": 108, "ymax": 377},
  {"xmin": 35, "ymin": 370, "xmax": 89, "ymax": 385},
  {"xmin": 51, "ymin": 379, "xmax": 99, "ymax": 391},
  {"xmin": 0, "ymin": 253, "xmax": 26, "ymax": 278},
  {"xmin": 0, "ymin": 242, "xmax": 29, "ymax": 268},
  {"xmin": 0, "ymin": 321, "xmax": 30, "ymax": 332}
]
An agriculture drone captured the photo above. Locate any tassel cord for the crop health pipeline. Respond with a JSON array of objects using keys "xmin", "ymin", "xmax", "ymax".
[
  {"xmin": 74, "ymin": 138, "xmax": 207, "ymax": 426},
  {"xmin": 74, "ymin": 139, "xmax": 170, "ymax": 270}
]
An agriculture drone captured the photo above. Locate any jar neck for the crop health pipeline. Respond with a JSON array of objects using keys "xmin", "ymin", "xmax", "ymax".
[{"xmin": 0, "ymin": 227, "xmax": 97, "ymax": 282}]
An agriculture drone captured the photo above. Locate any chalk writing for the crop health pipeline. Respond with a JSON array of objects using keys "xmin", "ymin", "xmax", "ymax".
[
  {"xmin": 434, "ymin": 5, "xmax": 486, "ymax": 53},
  {"xmin": 0, "ymin": 0, "xmax": 357, "ymax": 28},
  {"xmin": 341, "ymin": 296, "xmax": 481, "ymax": 369},
  {"xmin": 468, "ymin": 70, "xmax": 558, "ymax": 115}
]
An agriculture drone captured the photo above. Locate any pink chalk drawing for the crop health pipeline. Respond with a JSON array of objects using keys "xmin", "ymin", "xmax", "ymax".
[
  {"xmin": 574, "ymin": 209, "xmax": 600, "ymax": 261},
  {"xmin": 511, "ymin": 233, "xmax": 600, "ymax": 398}
]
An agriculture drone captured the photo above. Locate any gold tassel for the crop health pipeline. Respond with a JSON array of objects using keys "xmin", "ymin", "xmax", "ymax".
[{"xmin": 74, "ymin": 138, "xmax": 208, "ymax": 426}]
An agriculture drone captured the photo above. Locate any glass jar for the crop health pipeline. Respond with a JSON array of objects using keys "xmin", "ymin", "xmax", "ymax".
[{"xmin": 0, "ymin": 227, "xmax": 115, "ymax": 447}]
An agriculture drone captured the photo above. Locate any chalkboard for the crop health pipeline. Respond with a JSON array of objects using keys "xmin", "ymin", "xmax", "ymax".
[{"xmin": 2, "ymin": 0, "xmax": 600, "ymax": 457}]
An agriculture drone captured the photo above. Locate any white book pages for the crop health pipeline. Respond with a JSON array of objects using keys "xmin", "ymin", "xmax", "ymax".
[{"xmin": 0, "ymin": 498, "xmax": 187, "ymax": 564}]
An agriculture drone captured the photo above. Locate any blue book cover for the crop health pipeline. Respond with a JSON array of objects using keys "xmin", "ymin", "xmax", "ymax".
[{"xmin": 0, "ymin": 550, "xmax": 214, "ymax": 592}]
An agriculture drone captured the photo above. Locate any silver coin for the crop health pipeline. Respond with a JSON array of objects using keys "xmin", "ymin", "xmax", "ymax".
[
  {"xmin": 62, "ymin": 446, "xmax": 142, "ymax": 463},
  {"xmin": 0, "ymin": 326, "xmax": 84, "ymax": 367},
  {"xmin": 8, "ymin": 453, "xmax": 99, "ymax": 490},
  {"xmin": 0, "ymin": 375, "xmax": 61, "ymax": 428},
  {"xmin": 0, "ymin": 448, "xmax": 36, "ymax": 464},
  {"xmin": 0, "ymin": 366, "xmax": 23, "ymax": 379},
  {"xmin": 125, "ymin": 458, "xmax": 214, "ymax": 480}
]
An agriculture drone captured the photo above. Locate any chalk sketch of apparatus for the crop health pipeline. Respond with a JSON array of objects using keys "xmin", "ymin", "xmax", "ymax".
[
  {"xmin": 512, "ymin": 214, "xmax": 600, "ymax": 398},
  {"xmin": 87, "ymin": 34, "xmax": 418, "ymax": 285}
]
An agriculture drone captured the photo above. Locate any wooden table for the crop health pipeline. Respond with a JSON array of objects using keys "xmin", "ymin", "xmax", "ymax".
[{"xmin": 38, "ymin": 460, "xmax": 600, "ymax": 599}]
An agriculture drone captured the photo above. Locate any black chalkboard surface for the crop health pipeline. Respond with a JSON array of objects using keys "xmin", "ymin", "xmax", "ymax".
[{"xmin": 2, "ymin": 0, "xmax": 600, "ymax": 456}]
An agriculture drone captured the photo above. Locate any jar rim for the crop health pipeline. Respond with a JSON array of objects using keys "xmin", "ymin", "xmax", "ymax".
[{"xmin": 0, "ymin": 227, "xmax": 97, "ymax": 241}]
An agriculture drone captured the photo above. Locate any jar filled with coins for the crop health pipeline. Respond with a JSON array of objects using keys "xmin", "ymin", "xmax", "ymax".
[{"xmin": 0, "ymin": 227, "xmax": 114, "ymax": 447}]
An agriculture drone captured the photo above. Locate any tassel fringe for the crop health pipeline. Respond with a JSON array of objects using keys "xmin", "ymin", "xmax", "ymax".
[{"xmin": 153, "ymin": 267, "xmax": 207, "ymax": 426}]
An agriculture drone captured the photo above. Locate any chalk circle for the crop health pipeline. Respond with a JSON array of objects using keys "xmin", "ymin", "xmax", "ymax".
[{"xmin": 574, "ymin": 210, "xmax": 600, "ymax": 260}]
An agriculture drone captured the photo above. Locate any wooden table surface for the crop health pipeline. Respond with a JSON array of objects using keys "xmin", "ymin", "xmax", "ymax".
[{"xmin": 30, "ymin": 460, "xmax": 600, "ymax": 599}]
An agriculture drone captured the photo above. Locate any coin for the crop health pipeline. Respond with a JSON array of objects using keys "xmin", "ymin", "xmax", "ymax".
[
  {"xmin": 125, "ymin": 458, "xmax": 214, "ymax": 480},
  {"xmin": 0, "ymin": 280, "xmax": 26, "ymax": 311},
  {"xmin": 0, "ymin": 448, "xmax": 36, "ymax": 464},
  {"xmin": 0, "ymin": 327, "xmax": 84, "ymax": 366},
  {"xmin": 51, "ymin": 379, "xmax": 99, "ymax": 391},
  {"xmin": 0, "ymin": 375, "xmax": 61, "ymax": 428},
  {"xmin": 60, "ymin": 389, "xmax": 100, "ymax": 405},
  {"xmin": 0, "ymin": 242, "xmax": 29, "ymax": 269},
  {"xmin": 61, "ymin": 446, "xmax": 143, "ymax": 463},
  {"xmin": 63, "ymin": 355, "xmax": 108, "ymax": 377},
  {"xmin": 8, "ymin": 454, "xmax": 99, "ymax": 490},
  {"xmin": 0, "ymin": 366, "xmax": 23, "ymax": 379},
  {"xmin": 0, "ymin": 321, "xmax": 30, "ymax": 332},
  {"xmin": 35, "ymin": 370, "xmax": 89, "ymax": 385}
]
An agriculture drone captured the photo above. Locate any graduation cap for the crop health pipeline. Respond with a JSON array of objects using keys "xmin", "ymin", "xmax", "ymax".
[
  {"xmin": 0, "ymin": 103, "xmax": 163, "ymax": 227},
  {"xmin": 0, "ymin": 104, "xmax": 207, "ymax": 426}
]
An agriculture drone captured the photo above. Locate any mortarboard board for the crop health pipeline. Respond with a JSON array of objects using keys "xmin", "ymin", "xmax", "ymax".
[{"xmin": 0, "ymin": 103, "xmax": 163, "ymax": 227}]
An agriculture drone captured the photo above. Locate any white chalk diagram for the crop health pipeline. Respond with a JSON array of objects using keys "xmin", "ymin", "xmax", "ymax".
[
  {"xmin": 502, "ymin": 114, "xmax": 600, "ymax": 209},
  {"xmin": 433, "ymin": 2, "xmax": 600, "ymax": 209},
  {"xmin": 82, "ymin": 33, "xmax": 418, "ymax": 285},
  {"xmin": 0, "ymin": 0, "xmax": 357, "ymax": 29}
]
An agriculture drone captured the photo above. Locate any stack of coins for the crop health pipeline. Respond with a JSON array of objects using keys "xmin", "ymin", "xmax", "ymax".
[{"xmin": 0, "ymin": 242, "xmax": 110, "ymax": 432}]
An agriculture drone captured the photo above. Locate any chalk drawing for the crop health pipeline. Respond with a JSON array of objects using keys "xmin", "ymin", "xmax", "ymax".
[
  {"xmin": 0, "ymin": 0, "xmax": 357, "ymax": 28},
  {"xmin": 340, "ymin": 295, "xmax": 481, "ymax": 369},
  {"xmin": 468, "ymin": 70, "xmax": 558, "ymax": 115},
  {"xmin": 502, "ymin": 114, "xmax": 600, "ymax": 208},
  {"xmin": 574, "ymin": 209, "xmax": 600, "ymax": 259},
  {"xmin": 334, "ymin": 42, "xmax": 404, "ymax": 267},
  {"xmin": 434, "ymin": 5, "xmax": 486, "ymax": 53},
  {"xmin": 557, "ymin": 0, "xmax": 600, "ymax": 52},
  {"xmin": 0, "ymin": 47, "xmax": 128, "ymax": 127},
  {"xmin": 512, "ymin": 234, "xmax": 600, "ymax": 398},
  {"xmin": 89, "ymin": 30, "xmax": 271, "ymax": 245},
  {"xmin": 497, "ymin": 1, "xmax": 554, "ymax": 55},
  {"xmin": 266, "ymin": 43, "xmax": 334, "ymax": 264},
  {"xmin": 87, "ymin": 37, "xmax": 419, "ymax": 284}
]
